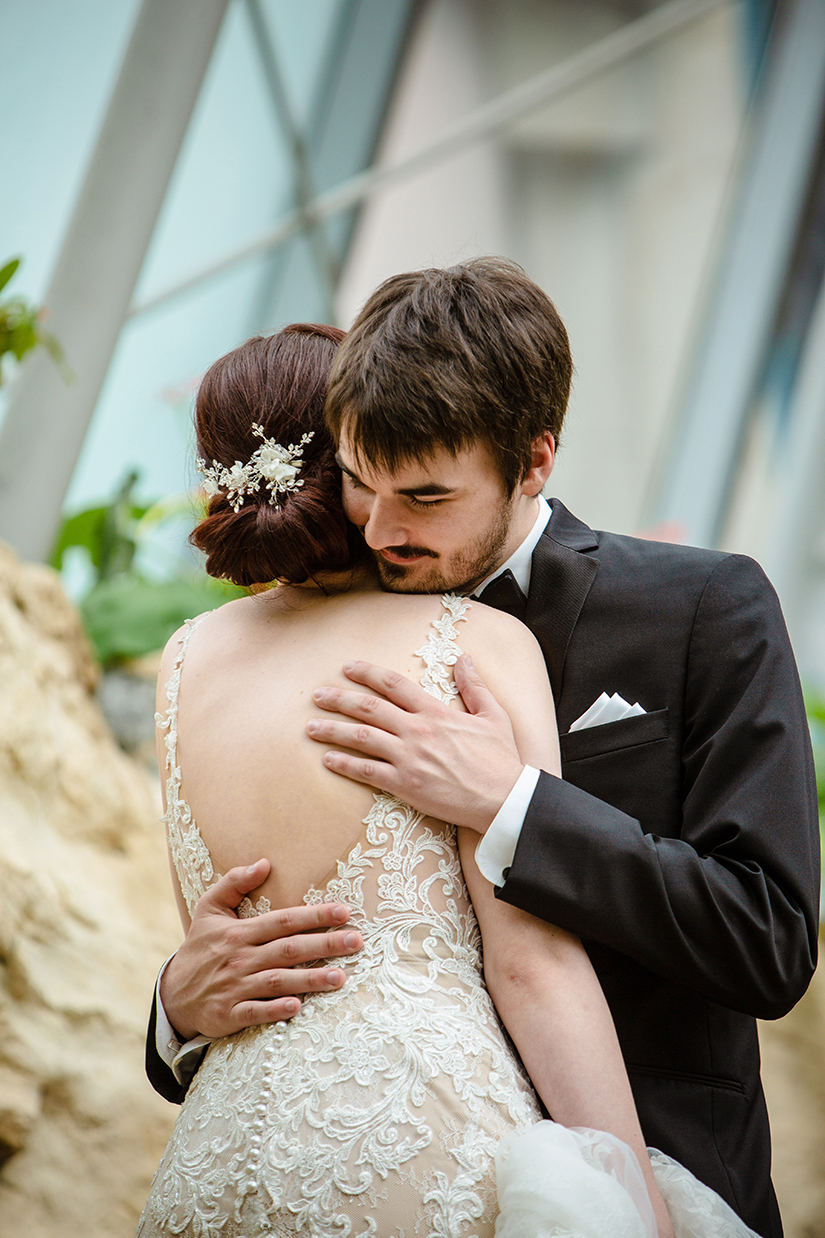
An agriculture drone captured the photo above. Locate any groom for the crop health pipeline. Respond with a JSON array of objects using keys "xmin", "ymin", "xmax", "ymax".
[{"xmin": 146, "ymin": 258, "xmax": 819, "ymax": 1237}]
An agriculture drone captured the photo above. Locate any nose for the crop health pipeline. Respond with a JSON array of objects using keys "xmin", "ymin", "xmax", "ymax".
[{"xmin": 362, "ymin": 496, "xmax": 407, "ymax": 550}]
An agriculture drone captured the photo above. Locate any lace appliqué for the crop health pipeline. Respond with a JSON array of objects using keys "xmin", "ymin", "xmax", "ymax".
[
  {"xmin": 155, "ymin": 615, "xmax": 271, "ymax": 921},
  {"xmin": 415, "ymin": 593, "xmax": 471, "ymax": 704},
  {"xmin": 140, "ymin": 595, "xmax": 541, "ymax": 1238},
  {"xmin": 143, "ymin": 596, "xmax": 761, "ymax": 1238}
]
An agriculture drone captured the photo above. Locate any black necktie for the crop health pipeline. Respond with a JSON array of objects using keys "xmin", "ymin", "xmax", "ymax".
[{"xmin": 476, "ymin": 569, "xmax": 527, "ymax": 621}]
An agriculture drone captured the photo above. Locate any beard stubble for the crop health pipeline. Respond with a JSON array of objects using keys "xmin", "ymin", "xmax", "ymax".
[{"xmin": 370, "ymin": 499, "xmax": 515, "ymax": 596}]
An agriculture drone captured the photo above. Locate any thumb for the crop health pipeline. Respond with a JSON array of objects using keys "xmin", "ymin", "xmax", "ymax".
[
  {"xmin": 197, "ymin": 859, "xmax": 271, "ymax": 917},
  {"xmin": 454, "ymin": 653, "xmax": 503, "ymax": 717}
]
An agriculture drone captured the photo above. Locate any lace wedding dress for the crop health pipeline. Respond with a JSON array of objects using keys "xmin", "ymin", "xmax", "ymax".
[{"xmin": 138, "ymin": 597, "xmax": 760, "ymax": 1238}]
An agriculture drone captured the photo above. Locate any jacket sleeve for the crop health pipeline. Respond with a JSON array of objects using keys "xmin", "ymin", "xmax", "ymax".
[
  {"xmin": 145, "ymin": 987, "xmax": 207, "ymax": 1104},
  {"xmin": 498, "ymin": 554, "xmax": 820, "ymax": 1020}
]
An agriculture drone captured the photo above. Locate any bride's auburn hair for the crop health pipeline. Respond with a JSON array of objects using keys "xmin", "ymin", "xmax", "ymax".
[{"xmin": 191, "ymin": 323, "xmax": 363, "ymax": 587}]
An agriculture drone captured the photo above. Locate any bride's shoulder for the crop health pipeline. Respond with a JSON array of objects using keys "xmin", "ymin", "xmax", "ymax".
[
  {"xmin": 455, "ymin": 599, "xmax": 548, "ymax": 689},
  {"xmin": 459, "ymin": 594, "xmax": 538, "ymax": 644},
  {"xmin": 354, "ymin": 591, "xmax": 541, "ymax": 656},
  {"xmin": 342, "ymin": 589, "xmax": 457, "ymax": 623},
  {"xmin": 156, "ymin": 593, "xmax": 259, "ymax": 670}
]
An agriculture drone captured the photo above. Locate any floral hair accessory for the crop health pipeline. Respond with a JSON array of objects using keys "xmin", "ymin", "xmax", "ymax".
[{"xmin": 197, "ymin": 424, "xmax": 314, "ymax": 512}]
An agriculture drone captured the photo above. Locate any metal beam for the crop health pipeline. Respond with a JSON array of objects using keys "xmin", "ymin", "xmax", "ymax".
[
  {"xmin": 242, "ymin": 0, "xmax": 415, "ymax": 335},
  {"xmin": 243, "ymin": 0, "xmax": 339, "ymax": 320},
  {"xmin": 129, "ymin": 0, "xmax": 731, "ymax": 320},
  {"xmin": 0, "ymin": 0, "xmax": 230, "ymax": 562},
  {"xmin": 651, "ymin": 0, "xmax": 825, "ymax": 547},
  {"xmin": 764, "ymin": 273, "xmax": 825, "ymax": 666}
]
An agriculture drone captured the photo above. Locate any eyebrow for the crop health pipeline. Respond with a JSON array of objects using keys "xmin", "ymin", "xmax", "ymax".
[
  {"xmin": 335, "ymin": 452, "xmax": 456, "ymax": 497},
  {"xmin": 395, "ymin": 482, "xmax": 454, "ymax": 497}
]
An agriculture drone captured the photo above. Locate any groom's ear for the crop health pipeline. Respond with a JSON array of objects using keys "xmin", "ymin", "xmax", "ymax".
[{"xmin": 520, "ymin": 434, "xmax": 555, "ymax": 497}]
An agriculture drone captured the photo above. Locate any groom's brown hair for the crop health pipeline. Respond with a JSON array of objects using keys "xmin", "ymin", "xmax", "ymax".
[{"xmin": 325, "ymin": 256, "xmax": 572, "ymax": 496}]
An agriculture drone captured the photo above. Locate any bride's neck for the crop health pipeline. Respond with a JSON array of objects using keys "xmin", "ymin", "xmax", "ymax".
[{"xmin": 275, "ymin": 560, "xmax": 379, "ymax": 597}]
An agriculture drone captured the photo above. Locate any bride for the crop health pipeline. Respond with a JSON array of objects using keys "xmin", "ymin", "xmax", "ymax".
[{"xmin": 137, "ymin": 324, "xmax": 757, "ymax": 1238}]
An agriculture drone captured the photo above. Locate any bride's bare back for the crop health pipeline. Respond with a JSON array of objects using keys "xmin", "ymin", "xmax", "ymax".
[{"xmin": 157, "ymin": 580, "xmax": 553, "ymax": 919}]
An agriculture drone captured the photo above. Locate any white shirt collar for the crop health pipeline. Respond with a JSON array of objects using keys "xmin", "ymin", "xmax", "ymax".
[{"xmin": 475, "ymin": 495, "xmax": 552, "ymax": 597}]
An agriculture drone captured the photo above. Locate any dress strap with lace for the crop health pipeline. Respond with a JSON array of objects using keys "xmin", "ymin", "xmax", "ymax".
[
  {"xmin": 156, "ymin": 613, "xmax": 271, "ymax": 920},
  {"xmin": 415, "ymin": 593, "xmax": 471, "ymax": 703}
]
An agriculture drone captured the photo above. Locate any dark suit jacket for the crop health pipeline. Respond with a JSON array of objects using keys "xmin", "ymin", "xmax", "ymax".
[
  {"xmin": 498, "ymin": 500, "xmax": 820, "ymax": 1237},
  {"xmin": 145, "ymin": 500, "xmax": 820, "ymax": 1235}
]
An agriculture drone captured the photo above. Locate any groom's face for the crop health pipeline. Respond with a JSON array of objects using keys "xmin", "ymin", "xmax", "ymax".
[{"xmin": 336, "ymin": 432, "xmax": 521, "ymax": 594}]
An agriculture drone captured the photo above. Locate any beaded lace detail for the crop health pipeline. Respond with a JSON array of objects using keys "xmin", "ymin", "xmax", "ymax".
[
  {"xmin": 414, "ymin": 592, "xmax": 469, "ymax": 703},
  {"xmin": 139, "ymin": 595, "xmax": 541, "ymax": 1237},
  {"xmin": 141, "ymin": 595, "xmax": 760, "ymax": 1238}
]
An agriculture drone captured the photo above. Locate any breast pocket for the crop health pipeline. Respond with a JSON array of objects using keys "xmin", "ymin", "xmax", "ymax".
[
  {"xmin": 560, "ymin": 708, "xmax": 670, "ymax": 764},
  {"xmin": 559, "ymin": 708, "xmax": 672, "ymax": 829}
]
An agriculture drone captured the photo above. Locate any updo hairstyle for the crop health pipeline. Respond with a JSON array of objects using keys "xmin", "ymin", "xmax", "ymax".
[{"xmin": 191, "ymin": 323, "xmax": 362, "ymax": 587}]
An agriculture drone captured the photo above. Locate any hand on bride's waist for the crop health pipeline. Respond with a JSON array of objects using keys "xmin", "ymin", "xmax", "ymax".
[{"xmin": 161, "ymin": 858, "xmax": 364, "ymax": 1042}]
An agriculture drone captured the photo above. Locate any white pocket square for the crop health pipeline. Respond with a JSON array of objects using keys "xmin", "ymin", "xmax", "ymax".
[{"xmin": 569, "ymin": 692, "xmax": 646, "ymax": 733}]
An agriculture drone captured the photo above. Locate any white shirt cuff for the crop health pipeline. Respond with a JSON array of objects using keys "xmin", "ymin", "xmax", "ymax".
[
  {"xmin": 155, "ymin": 955, "xmax": 213, "ymax": 1083},
  {"xmin": 475, "ymin": 765, "xmax": 541, "ymax": 886}
]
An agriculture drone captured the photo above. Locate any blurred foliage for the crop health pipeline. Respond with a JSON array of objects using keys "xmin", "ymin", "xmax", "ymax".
[
  {"xmin": 805, "ymin": 688, "xmax": 825, "ymax": 832},
  {"xmin": 51, "ymin": 472, "xmax": 245, "ymax": 666},
  {"xmin": 0, "ymin": 257, "xmax": 63, "ymax": 385},
  {"xmin": 51, "ymin": 470, "xmax": 149, "ymax": 584},
  {"xmin": 81, "ymin": 574, "xmax": 244, "ymax": 666}
]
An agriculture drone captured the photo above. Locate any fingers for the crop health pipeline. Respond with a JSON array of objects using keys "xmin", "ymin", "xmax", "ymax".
[
  {"xmin": 232, "ymin": 997, "xmax": 302, "ymax": 1028},
  {"xmin": 308, "ymin": 671, "xmax": 446, "ymax": 769},
  {"xmin": 453, "ymin": 653, "xmax": 507, "ymax": 719},
  {"xmin": 228, "ymin": 965, "xmax": 351, "ymax": 1031},
  {"xmin": 245, "ymin": 925, "xmax": 364, "ymax": 967},
  {"xmin": 197, "ymin": 859, "xmax": 272, "ymax": 916},
  {"xmin": 161, "ymin": 908, "xmax": 363, "ymax": 1040},
  {"xmin": 235, "ymin": 961, "xmax": 350, "ymax": 1004},
  {"xmin": 306, "ymin": 715, "xmax": 399, "ymax": 763},
  {"xmin": 341, "ymin": 662, "xmax": 433, "ymax": 711},
  {"xmin": 311, "ymin": 682, "xmax": 410, "ymax": 732},
  {"xmin": 230, "ymin": 960, "xmax": 349, "ymax": 1029},
  {"xmin": 244, "ymin": 900, "xmax": 353, "ymax": 944},
  {"xmin": 321, "ymin": 749, "xmax": 402, "ymax": 796},
  {"xmin": 308, "ymin": 720, "xmax": 414, "ymax": 795}
]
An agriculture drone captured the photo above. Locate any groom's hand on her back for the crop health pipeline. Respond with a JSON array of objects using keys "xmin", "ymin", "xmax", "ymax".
[
  {"xmin": 307, "ymin": 654, "xmax": 523, "ymax": 832},
  {"xmin": 161, "ymin": 859, "xmax": 363, "ymax": 1042}
]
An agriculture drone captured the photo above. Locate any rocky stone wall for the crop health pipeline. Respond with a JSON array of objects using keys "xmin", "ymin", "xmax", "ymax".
[{"xmin": 0, "ymin": 542, "xmax": 179, "ymax": 1236}]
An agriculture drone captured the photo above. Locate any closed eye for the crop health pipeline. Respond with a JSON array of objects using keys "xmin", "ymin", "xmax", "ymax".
[
  {"xmin": 408, "ymin": 495, "xmax": 445, "ymax": 509},
  {"xmin": 343, "ymin": 472, "xmax": 370, "ymax": 492}
]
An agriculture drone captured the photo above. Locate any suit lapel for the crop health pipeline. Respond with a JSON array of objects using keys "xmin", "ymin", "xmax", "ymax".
[{"xmin": 525, "ymin": 500, "xmax": 599, "ymax": 700}]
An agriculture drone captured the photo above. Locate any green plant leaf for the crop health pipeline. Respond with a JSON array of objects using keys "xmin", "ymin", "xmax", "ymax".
[
  {"xmin": 80, "ymin": 574, "xmax": 246, "ymax": 665},
  {"xmin": 0, "ymin": 257, "xmax": 20, "ymax": 295},
  {"xmin": 11, "ymin": 318, "xmax": 38, "ymax": 359},
  {"xmin": 50, "ymin": 471, "xmax": 153, "ymax": 576},
  {"xmin": 0, "ymin": 259, "xmax": 66, "ymax": 387},
  {"xmin": 50, "ymin": 505, "xmax": 110, "ymax": 571}
]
